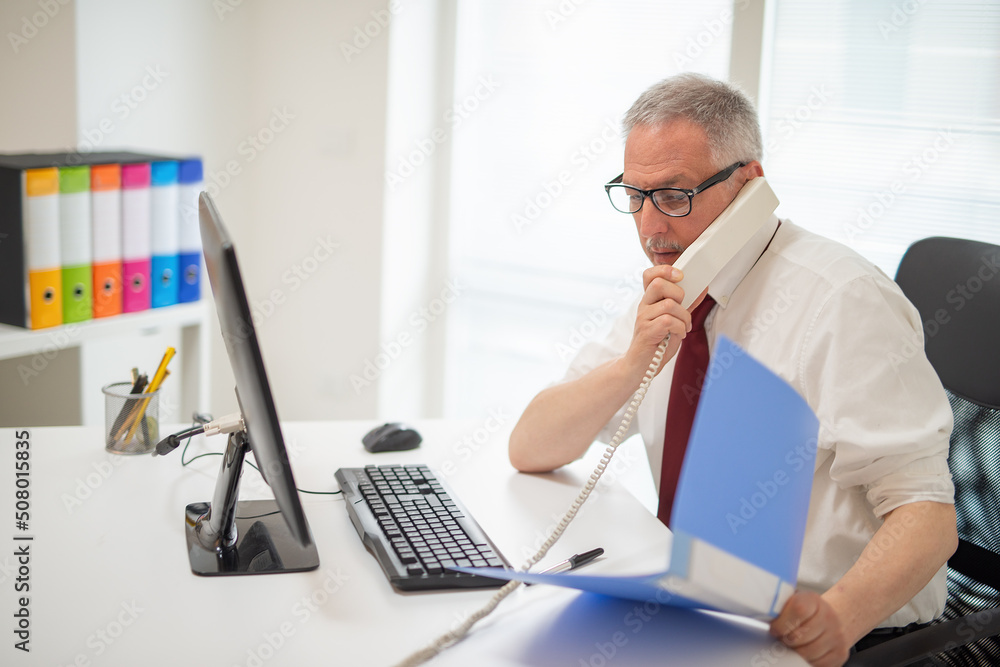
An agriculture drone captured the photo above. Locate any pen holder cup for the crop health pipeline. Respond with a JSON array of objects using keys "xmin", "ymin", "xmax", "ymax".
[{"xmin": 103, "ymin": 382, "xmax": 161, "ymax": 455}]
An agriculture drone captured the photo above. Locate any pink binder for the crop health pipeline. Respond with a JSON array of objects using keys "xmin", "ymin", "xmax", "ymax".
[{"xmin": 121, "ymin": 162, "xmax": 151, "ymax": 313}]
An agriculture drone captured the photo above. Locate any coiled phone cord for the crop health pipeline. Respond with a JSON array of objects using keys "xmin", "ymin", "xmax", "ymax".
[{"xmin": 395, "ymin": 336, "xmax": 670, "ymax": 667}]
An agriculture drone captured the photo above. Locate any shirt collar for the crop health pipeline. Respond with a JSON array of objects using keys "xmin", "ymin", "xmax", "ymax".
[{"xmin": 707, "ymin": 214, "xmax": 781, "ymax": 308}]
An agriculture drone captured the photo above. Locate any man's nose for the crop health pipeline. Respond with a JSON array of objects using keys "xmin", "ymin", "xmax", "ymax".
[{"xmin": 636, "ymin": 199, "xmax": 670, "ymax": 237}]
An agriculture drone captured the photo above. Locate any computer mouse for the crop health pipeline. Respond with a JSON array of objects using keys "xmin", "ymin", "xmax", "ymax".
[{"xmin": 362, "ymin": 422, "xmax": 422, "ymax": 453}]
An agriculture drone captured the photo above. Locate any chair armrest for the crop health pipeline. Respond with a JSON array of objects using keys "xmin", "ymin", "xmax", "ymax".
[
  {"xmin": 950, "ymin": 539, "xmax": 1000, "ymax": 591},
  {"xmin": 846, "ymin": 607, "xmax": 1000, "ymax": 667}
]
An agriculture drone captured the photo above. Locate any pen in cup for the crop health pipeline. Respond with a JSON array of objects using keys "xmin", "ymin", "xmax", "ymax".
[
  {"xmin": 108, "ymin": 373, "xmax": 148, "ymax": 445},
  {"xmin": 121, "ymin": 347, "xmax": 175, "ymax": 443}
]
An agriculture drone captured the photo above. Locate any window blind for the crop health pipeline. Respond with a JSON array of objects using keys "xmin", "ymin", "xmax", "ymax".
[{"xmin": 761, "ymin": 0, "xmax": 1000, "ymax": 274}]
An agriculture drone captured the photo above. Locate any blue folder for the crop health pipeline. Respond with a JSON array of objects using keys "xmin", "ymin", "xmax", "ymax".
[{"xmin": 458, "ymin": 335, "xmax": 820, "ymax": 620}]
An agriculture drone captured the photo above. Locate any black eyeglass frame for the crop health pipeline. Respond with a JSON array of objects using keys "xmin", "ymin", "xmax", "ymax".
[{"xmin": 604, "ymin": 161, "xmax": 746, "ymax": 217}]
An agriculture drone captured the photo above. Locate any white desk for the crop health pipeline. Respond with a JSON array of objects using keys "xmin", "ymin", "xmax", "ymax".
[{"xmin": 0, "ymin": 422, "xmax": 806, "ymax": 666}]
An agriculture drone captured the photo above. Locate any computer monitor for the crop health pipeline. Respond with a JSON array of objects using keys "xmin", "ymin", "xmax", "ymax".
[{"xmin": 183, "ymin": 192, "xmax": 319, "ymax": 576}]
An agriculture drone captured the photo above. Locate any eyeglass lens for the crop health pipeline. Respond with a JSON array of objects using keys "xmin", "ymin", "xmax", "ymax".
[{"xmin": 607, "ymin": 186, "xmax": 690, "ymax": 216}]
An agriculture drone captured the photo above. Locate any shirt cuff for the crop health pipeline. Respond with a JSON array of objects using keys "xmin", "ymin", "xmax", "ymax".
[{"xmin": 866, "ymin": 456, "xmax": 955, "ymax": 518}]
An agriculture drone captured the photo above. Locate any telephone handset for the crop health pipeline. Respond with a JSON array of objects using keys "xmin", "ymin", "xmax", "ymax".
[
  {"xmin": 397, "ymin": 178, "xmax": 781, "ymax": 667},
  {"xmin": 673, "ymin": 176, "xmax": 780, "ymax": 310}
]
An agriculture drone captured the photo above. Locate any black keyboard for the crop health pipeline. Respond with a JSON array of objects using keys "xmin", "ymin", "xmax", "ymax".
[{"xmin": 335, "ymin": 464, "xmax": 510, "ymax": 591}]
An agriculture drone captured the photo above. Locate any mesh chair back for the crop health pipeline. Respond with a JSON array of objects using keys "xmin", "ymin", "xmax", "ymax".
[
  {"xmin": 895, "ymin": 237, "xmax": 1000, "ymax": 665},
  {"xmin": 937, "ymin": 392, "xmax": 1000, "ymax": 665}
]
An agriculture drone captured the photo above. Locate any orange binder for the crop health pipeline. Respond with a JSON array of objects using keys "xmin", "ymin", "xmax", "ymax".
[
  {"xmin": 24, "ymin": 167, "xmax": 63, "ymax": 329},
  {"xmin": 91, "ymin": 163, "xmax": 123, "ymax": 318}
]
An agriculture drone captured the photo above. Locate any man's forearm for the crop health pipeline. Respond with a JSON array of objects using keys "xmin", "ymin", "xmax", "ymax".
[
  {"xmin": 823, "ymin": 501, "xmax": 958, "ymax": 644},
  {"xmin": 508, "ymin": 357, "xmax": 647, "ymax": 472},
  {"xmin": 510, "ymin": 264, "xmax": 694, "ymax": 473}
]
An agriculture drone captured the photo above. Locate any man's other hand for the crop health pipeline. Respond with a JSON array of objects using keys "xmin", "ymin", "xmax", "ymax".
[{"xmin": 770, "ymin": 590, "xmax": 850, "ymax": 667}]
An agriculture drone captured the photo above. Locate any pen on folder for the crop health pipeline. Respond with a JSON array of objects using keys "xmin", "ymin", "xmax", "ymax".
[{"xmin": 527, "ymin": 548, "xmax": 604, "ymax": 584}]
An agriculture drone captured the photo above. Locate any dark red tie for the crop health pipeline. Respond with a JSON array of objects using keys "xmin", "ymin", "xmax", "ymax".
[{"xmin": 657, "ymin": 295, "xmax": 716, "ymax": 526}]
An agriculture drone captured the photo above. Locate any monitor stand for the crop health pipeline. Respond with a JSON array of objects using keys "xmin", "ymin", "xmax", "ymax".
[{"xmin": 184, "ymin": 429, "xmax": 320, "ymax": 576}]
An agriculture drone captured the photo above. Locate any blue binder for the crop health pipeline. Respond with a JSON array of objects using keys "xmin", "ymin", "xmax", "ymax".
[
  {"xmin": 176, "ymin": 158, "xmax": 203, "ymax": 303},
  {"xmin": 150, "ymin": 160, "xmax": 179, "ymax": 308}
]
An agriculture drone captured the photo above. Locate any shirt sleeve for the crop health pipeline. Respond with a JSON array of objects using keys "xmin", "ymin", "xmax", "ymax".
[
  {"xmin": 799, "ymin": 273, "xmax": 955, "ymax": 517},
  {"xmin": 558, "ymin": 297, "xmax": 642, "ymax": 445}
]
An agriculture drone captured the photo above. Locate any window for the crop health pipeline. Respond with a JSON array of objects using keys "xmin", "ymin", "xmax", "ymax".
[
  {"xmin": 443, "ymin": 0, "xmax": 734, "ymax": 418},
  {"xmin": 421, "ymin": 0, "xmax": 999, "ymax": 421},
  {"xmin": 759, "ymin": 0, "xmax": 1000, "ymax": 273}
]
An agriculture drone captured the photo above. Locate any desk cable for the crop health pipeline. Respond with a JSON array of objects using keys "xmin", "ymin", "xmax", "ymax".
[
  {"xmin": 395, "ymin": 336, "xmax": 670, "ymax": 667},
  {"xmin": 156, "ymin": 413, "xmax": 342, "ymax": 498}
]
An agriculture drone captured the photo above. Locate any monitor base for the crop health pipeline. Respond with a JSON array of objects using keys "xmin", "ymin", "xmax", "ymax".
[{"xmin": 185, "ymin": 499, "xmax": 320, "ymax": 576}]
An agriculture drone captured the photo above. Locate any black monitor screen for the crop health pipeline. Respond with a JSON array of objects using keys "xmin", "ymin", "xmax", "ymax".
[{"xmin": 186, "ymin": 192, "xmax": 318, "ymax": 575}]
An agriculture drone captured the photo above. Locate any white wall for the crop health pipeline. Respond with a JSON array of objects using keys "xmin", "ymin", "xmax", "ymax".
[
  {"xmin": 232, "ymin": 2, "xmax": 390, "ymax": 422},
  {"xmin": 0, "ymin": 0, "xmax": 78, "ymax": 150},
  {"xmin": 379, "ymin": 0, "xmax": 456, "ymax": 420},
  {"xmin": 0, "ymin": 0, "xmax": 390, "ymax": 423},
  {"xmin": 0, "ymin": 0, "xmax": 80, "ymax": 423}
]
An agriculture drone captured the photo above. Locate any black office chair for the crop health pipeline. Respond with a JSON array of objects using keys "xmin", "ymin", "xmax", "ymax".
[{"xmin": 848, "ymin": 237, "xmax": 1000, "ymax": 666}]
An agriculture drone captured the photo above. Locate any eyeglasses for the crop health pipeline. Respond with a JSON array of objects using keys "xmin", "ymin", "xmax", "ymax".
[{"xmin": 604, "ymin": 162, "xmax": 745, "ymax": 217}]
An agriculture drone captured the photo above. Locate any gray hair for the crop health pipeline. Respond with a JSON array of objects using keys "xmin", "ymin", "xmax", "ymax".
[{"xmin": 622, "ymin": 73, "xmax": 763, "ymax": 168}]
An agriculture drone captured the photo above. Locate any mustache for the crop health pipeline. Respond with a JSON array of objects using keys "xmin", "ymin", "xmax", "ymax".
[{"xmin": 645, "ymin": 238, "xmax": 685, "ymax": 254}]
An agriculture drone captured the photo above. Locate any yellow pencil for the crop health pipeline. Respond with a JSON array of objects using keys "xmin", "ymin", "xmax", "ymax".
[
  {"xmin": 121, "ymin": 347, "xmax": 175, "ymax": 443},
  {"xmin": 117, "ymin": 370, "xmax": 169, "ymax": 443}
]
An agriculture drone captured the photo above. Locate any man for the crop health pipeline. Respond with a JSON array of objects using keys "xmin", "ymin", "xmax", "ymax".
[{"xmin": 508, "ymin": 73, "xmax": 957, "ymax": 667}]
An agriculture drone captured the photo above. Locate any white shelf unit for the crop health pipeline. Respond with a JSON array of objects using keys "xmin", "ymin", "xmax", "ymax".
[{"xmin": 0, "ymin": 300, "xmax": 211, "ymax": 427}]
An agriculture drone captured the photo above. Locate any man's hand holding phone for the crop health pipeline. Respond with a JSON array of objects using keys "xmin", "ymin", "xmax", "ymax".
[{"xmin": 623, "ymin": 265, "xmax": 708, "ymax": 382}]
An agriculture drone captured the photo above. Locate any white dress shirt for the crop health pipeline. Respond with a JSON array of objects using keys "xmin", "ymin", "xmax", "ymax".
[{"xmin": 561, "ymin": 216, "xmax": 955, "ymax": 627}]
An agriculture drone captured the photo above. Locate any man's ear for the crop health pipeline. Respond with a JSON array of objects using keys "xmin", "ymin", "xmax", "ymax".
[{"xmin": 744, "ymin": 161, "xmax": 765, "ymax": 179}]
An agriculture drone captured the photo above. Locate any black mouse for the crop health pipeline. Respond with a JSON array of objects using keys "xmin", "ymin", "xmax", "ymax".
[{"xmin": 362, "ymin": 422, "xmax": 422, "ymax": 453}]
